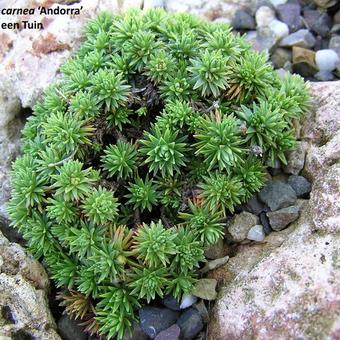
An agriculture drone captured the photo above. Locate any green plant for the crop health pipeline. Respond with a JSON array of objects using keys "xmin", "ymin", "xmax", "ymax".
[{"xmin": 8, "ymin": 9, "xmax": 310, "ymax": 340}]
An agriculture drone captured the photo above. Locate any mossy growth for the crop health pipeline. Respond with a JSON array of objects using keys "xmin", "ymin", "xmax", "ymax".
[{"xmin": 8, "ymin": 9, "xmax": 311, "ymax": 339}]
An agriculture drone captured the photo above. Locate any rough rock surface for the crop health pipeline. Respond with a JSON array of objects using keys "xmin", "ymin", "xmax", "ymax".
[
  {"xmin": 207, "ymin": 81, "xmax": 340, "ymax": 339},
  {"xmin": 0, "ymin": 231, "xmax": 60, "ymax": 339}
]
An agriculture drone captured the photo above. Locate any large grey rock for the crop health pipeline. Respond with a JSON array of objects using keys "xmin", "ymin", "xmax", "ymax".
[
  {"xmin": 303, "ymin": 9, "xmax": 332, "ymax": 38},
  {"xmin": 227, "ymin": 211, "xmax": 259, "ymax": 242},
  {"xmin": 207, "ymin": 81, "xmax": 340, "ymax": 340},
  {"xmin": 0, "ymin": 230, "xmax": 59, "ymax": 339},
  {"xmin": 259, "ymin": 181, "xmax": 297, "ymax": 211},
  {"xmin": 302, "ymin": 82, "xmax": 340, "ymax": 182}
]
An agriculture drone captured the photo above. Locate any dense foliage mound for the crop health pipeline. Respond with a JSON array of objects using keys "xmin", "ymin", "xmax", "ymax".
[{"xmin": 8, "ymin": 9, "xmax": 310, "ymax": 339}]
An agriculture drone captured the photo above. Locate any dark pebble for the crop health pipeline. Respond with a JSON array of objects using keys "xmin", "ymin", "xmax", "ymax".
[
  {"xmin": 303, "ymin": 9, "xmax": 332, "ymax": 38},
  {"xmin": 57, "ymin": 314, "xmax": 87, "ymax": 340},
  {"xmin": 162, "ymin": 295, "xmax": 181, "ymax": 311},
  {"xmin": 139, "ymin": 307, "xmax": 179, "ymax": 339},
  {"xmin": 259, "ymin": 181, "xmax": 297, "ymax": 211},
  {"xmin": 243, "ymin": 194, "xmax": 266, "ymax": 215},
  {"xmin": 155, "ymin": 324, "xmax": 180, "ymax": 340},
  {"xmin": 232, "ymin": 10, "xmax": 255, "ymax": 30},
  {"xmin": 267, "ymin": 205, "xmax": 300, "ymax": 231},
  {"xmin": 277, "ymin": 3, "xmax": 303, "ymax": 32},
  {"xmin": 287, "ymin": 175, "xmax": 312, "ymax": 197},
  {"xmin": 259, "ymin": 211, "xmax": 272, "ymax": 235},
  {"xmin": 123, "ymin": 320, "xmax": 148, "ymax": 340},
  {"xmin": 176, "ymin": 308, "xmax": 204, "ymax": 340}
]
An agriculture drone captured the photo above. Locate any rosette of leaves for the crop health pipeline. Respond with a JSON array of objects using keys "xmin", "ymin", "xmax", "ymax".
[{"xmin": 8, "ymin": 9, "xmax": 310, "ymax": 340}]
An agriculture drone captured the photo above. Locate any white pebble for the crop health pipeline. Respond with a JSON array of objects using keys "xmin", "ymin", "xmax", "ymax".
[
  {"xmin": 247, "ymin": 225, "xmax": 265, "ymax": 242},
  {"xmin": 256, "ymin": 6, "xmax": 276, "ymax": 27},
  {"xmin": 270, "ymin": 19, "xmax": 289, "ymax": 41},
  {"xmin": 180, "ymin": 294, "xmax": 197, "ymax": 309},
  {"xmin": 315, "ymin": 49, "xmax": 340, "ymax": 72}
]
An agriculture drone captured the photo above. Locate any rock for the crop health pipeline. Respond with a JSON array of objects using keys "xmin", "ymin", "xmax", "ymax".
[
  {"xmin": 243, "ymin": 193, "xmax": 266, "ymax": 215},
  {"xmin": 154, "ymin": 324, "xmax": 180, "ymax": 340},
  {"xmin": 303, "ymin": 9, "xmax": 332, "ymax": 38},
  {"xmin": 201, "ymin": 256, "xmax": 230, "ymax": 274},
  {"xmin": 259, "ymin": 181, "xmax": 297, "ymax": 211},
  {"xmin": 139, "ymin": 307, "xmax": 179, "ymax": 339},
  {"xmin": 227, "ymin": 211, "xmax": 259, "ymax": 242},
  {"xmin": 166, "ymin": 0, "xmax": 255, "ymax": 23},
  {"xmin": 287, "ymin": 175, "xmax": 312, "ymax": 197},
  {"xmin": 208, "ymin": 203, "xmax": 340, "ymax": 338},
  {"xmin": 279, "ymin": 29, "xmax": 316, "ymax": 48},
  {"xmin": 247, "ymin": 225, "xmax": 265, "ymax": 241},
  {"xmin": 255, "ymin": 6, "xmax": 276, "ymax": 27},
  {"xmin": 124, "ymin": 320, "xmax": 149, "ymax": 340},
  {"xmin": 313, "ymin": 0, "xmax": 337, "ymax": 9},
  {"xmin": 204, "ymin": 238, "xmax": 225, "ymax": 260},
  {"xmin": 269, "ymin": 0, "xmax": 288, "ymax": 6},
  {"xmin": 330, "ymin": 23, "xmax": 340, "ymax": 35},
  {"xmin": 283, "ymin": 141, "xmax": 309, "ymax": 175},
  {"xmin": 208, "ymin": 78, "xmax": 340, "ymax": 340},
  {"xmin": 180, "ymin": 294, "xmax": 197, "ymax": 310},
  {"xmin": 192, "ymin": 279, "xmax": 218, "ymax": 301},
  {"xmin": 143, "ymin": 0, "xmax": 164, "ymax": 9},
  {"xmin": 329, "ymin": 36, "xmax": 340, "ymax": 57},
  {"xmin": 292, "ymin": 46, "xmax": 317, "ymax": 77},
  {"xmin": 259, "ymin": 211, "xmax": 272, "ymax": 235},
  {"xmin": 267, "ymin": 205, "xmax": 300, "ymax": 231},
  {"xmin": 277, "ymin": 3, "xmax": 302, "ymax": 32},
  {"xmin": 314, "ymin": 71, "xmax": 335, "ymax": 81},
  {"xmin": 301, "ymin": 81, "xmax": 340, "ymax": 146},
  {"xmin": 245, "ymin": 30, "xmax": 276, "ymax": 53},
  {"xmin": 193, "ymin": 300, "xmax": 209, "ymax": 323},
  {"xmin": 271, "ymin": 47, "xmax": 292, "ymax": 68},
  {"xmin": 309, "ymin": 164, "xmax": 340, "ymax": 233},
  {"xmin": 162, "ymin": 295, "xmax": 181, "ymax": 311},
  {"xmin": 177, "ymin": 308, "xmax": 204, "ymax": 340},
  {"xmin": 58, "ymin": 315, "xmax": 86, "ymax": 340},
  {"xmin": 232, "ymin": 10, "xmax": 256, "ymax": 30},
  {"xmin": 315, "ymin": 49, "xmax": 340, "ymax": 72},
  {"xmin": 0, "ymin": 230, "xmax": 59, "ymax": 338},
  {"xmin": 335, "ymin": 9, "xmax": 340, "ymax": 24},
  {"xmin": 268, "ymin": 19, "xmax": 289, "ymax": 41}
]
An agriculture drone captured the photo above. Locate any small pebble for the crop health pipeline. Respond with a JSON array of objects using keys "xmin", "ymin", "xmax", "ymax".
[
  {"xmin": 247, "ymin": 225, "xmax": 265, "ymax": 242},
  {"xmin": 279, "ymin": 29, "xmax": 316, "ymax": 48},
  {"xmin": 177, "ymin": 308, "xmax": 204, "ymax": 340},
  {"xmin": 192, "ymin": 279, "xmax": 217, "ymax": 301},
  {"xmin": 259, "ymin": 212, "xmax": 272, "ymax": 235},
  {"xmin": 180, "ymin": 294, "xmax": 197, "ymax": 309},
  {"xmin": 139, "ymin": 307, "xmax": 179, "ymax": 339},
  {"xmin": 314, "ymin": 71, "xmax": 335, "ymax": 81},
  {"xmin": 162, "ymin": 295, "xmax": 181, "ymax": 311},
  {"xmin": 256, "ymin": 6, "xmax": 276, "ymax": 27},
  {"xmin": 287, "ymin": 175, "xmax": 312, "ymax": 198},
  {"xmin": 315, "ymin": 49, "xmax": 340, "ymax": 72},
  {"xmin": 154, "ymin": 324, "xmax": 180, "ymax": 340},
  {"xmin": 267, "ymin": 205, "xmax": 300, "ymax": 231},
  {"xmin": 232, "ymin": 10, "xmax": 255, "ymax": 30},
  {"xmin": 270, "ymin": 19, "xmax": 289, "ymax": 41}
]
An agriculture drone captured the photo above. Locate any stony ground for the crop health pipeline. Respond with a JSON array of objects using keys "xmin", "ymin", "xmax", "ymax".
[{"xmin": 0, "ymin": 0, "xmax": 339, "ymax": 339}]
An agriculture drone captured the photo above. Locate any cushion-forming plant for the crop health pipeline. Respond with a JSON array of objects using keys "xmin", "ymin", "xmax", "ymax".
[{"xmin": 8, "ymin": 8, "xmax": 310, "ymax": 339}]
